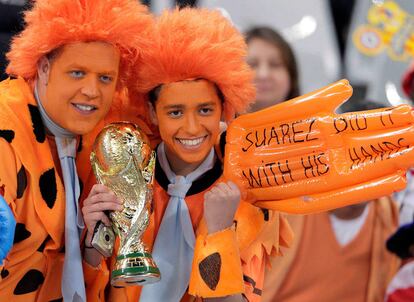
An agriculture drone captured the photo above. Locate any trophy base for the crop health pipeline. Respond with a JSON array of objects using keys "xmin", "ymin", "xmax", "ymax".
[{"xmin": 111, "ymin": 252, "xmax": 161, "ymax": 287}]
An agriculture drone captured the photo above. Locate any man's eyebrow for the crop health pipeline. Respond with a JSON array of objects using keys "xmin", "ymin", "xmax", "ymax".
[{"xmin": 65, "ymin": 64, "xmax": 118, "ymax": 75}]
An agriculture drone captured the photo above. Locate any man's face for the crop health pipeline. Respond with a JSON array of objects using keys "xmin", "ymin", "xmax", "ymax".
[
  {"xmin": 153, "ymin": 80, "xmax": 222, "ymax": 166},
  {"xmin": 38, "ymin": 41, "xmax": 120, "ymax": 135}
]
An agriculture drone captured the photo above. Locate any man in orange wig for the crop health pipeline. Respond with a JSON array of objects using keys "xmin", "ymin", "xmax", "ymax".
[
  {"xmin": 82, "ymin": 8, "xmax": 292, "ymax": 302},
  {"xmin": 0, "ymin": 0, "xmax": 153, "ymax": 301}
]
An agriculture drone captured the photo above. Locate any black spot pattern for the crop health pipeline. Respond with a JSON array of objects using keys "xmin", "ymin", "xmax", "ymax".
[
  {"xmin": 1, "ymin": 268, "xmax": 9, "ymax": 279},
  {"xmin": 0, "ymin": 130, "xmax": 15, "ymax": 143},
  {"xmin": 199, "ymin": 252, "xmax": 221, "ymax": 290},
  {"xmin": 39, "ymin": 168, "xmax": 57, "ymax": 209},
  {"xmin": 13, "ymin": 269, "xmax": 44, "ymax": 295},
  {"xmin": 16, "ymin": 165, "xmax": 27, "ymax": 199},
  {"xmin": 37, "ymin": 235, "xmax": 51, "ymax": 253},
  {"xmin": 28, "ymin": 104, "xmax": 45, "ymax": 143},
  {"xmin": 49, "ymin": 298, "xmax": 63, "ymax": 302},
  {"xmin": 261, "ymin": 209, "xmax": 269, "ymax": 221},
  {"xmin": 13, "ymin": 223, "xmax": 31, "ymax": 244}
]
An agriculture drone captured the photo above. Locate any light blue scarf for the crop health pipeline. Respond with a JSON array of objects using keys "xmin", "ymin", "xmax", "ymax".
[{"xmin": 35, "ymin": 86, "xmax": 86, "ymax": 302}]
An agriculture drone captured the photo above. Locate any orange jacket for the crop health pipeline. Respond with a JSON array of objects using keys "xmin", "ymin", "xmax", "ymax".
[{"xmin": 78, "ymin": 123, "xmax": 293, "ymax": 301}]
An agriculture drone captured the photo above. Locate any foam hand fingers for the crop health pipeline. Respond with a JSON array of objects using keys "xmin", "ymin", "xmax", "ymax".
[
  {"xmin": 229, "ymin": 79, "xmax": 352, "ymax": 130},
  {"xmin": 255, "ymin": 172, "xmax": 406, "ymax": 214},
  {"xmin": 330, "ymin": 105, "xmax": 413, "ymax": 134}
]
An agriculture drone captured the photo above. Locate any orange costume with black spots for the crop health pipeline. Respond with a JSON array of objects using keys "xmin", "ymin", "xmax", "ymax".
[
  {"xmin": 0, "ymin": 80, "xmax": 152, "ymax": 302},
  {"xmin": 0, "ymin": 0, "xmax": 153, "ymax": 300},
  {"xmin": 79, "ymin": 132, "xmax": 293, "ymax": 301},
  {"xmin": 78, "ymin": 7, "xmax": 294, "ymax": 302},
  {"xmin": 0, "ymin": 78, "xmax": 66, "ymax": 300}
]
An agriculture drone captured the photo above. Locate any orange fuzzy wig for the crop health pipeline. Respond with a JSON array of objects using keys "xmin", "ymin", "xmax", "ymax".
[
  {"xmin": 133, "ymin": 8, "xmax": 256, "ymax": 121},
  {"xmin": 6, "ymin": 0, "xmax": 154, "ymax": 87}
]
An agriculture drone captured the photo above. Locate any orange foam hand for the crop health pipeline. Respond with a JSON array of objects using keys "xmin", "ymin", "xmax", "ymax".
[{"xmin": 224, "ymin": 79, "xmax": 414, "ymax": 214}]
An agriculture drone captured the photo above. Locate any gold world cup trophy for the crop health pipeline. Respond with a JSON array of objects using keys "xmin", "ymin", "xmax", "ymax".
[{"xmin": 90, "ymin": 122, "xmax": 160, "ymax": 287}]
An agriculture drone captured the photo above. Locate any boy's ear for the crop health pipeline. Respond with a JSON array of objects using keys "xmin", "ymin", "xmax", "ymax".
[{"xmin": 148, "ymin": 101, "xmax": 158, "ymax": 126}]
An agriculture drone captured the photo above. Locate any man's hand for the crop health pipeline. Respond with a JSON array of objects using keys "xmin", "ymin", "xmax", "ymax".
[
  {"xmin": 82, "ymin": 184, "xmax": 122, "ymax": 247},
  {"xmin": 204, "ymin": 181, "xmax": 240, "ymax": 234}
]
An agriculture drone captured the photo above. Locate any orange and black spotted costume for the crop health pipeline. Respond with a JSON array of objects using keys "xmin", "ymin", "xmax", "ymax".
[
  {"xmin": 0, "ymin": 0, "xmax": 153, "ymax": 300},
  {"xmin": 0, "ymin": 78, "xmax": 133, "ymax": 301},
  {"xmin": 78, "ymin": 130, "xmax": 293, "ymax": 301},
  {"xmin": 78, "ymin": 7, "xmax": 294, "ymax": 301},
  {"xmin": 0, "ymin": 78, "xmax": 66, "ymax": 301}
]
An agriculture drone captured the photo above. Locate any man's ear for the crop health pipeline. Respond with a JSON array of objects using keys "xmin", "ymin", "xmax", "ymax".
[
  {"xmin": 37, "ymin": 56, "xmax": 50, "ymax": 86},
  {"xmin": 148, "ymin": 101, "xmax": 158, "ymax": 126}
]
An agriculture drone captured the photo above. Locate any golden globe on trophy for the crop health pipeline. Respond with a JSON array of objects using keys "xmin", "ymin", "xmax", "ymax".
[{"xmin": 90, "ymin": 122, "xmax": 160, "ymax": 287}]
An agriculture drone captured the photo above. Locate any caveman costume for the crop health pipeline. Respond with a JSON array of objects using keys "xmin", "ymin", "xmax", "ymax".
[
  {"xmin": 79, "ymin": 8, "xmax": 293, "ymax": 302},
  {"xmin": 134, "ymin": 9, "xmax": 294, "ymax": 302},
  {"xmin": 0, "ymin": 0, "xmax": 153, "ymax": 301}
]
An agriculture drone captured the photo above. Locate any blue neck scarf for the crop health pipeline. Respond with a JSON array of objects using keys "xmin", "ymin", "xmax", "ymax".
[
  {"xmin": 140, "ymin": 142, "xmax": 215, "ymax": 302},
  {"xmin": 35, "ymin": 85, "xmax": 86, "ymax": 302}
]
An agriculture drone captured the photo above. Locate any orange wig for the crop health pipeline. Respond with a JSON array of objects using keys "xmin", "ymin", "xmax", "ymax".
[
  {"xmin": 133, "ymin": 8, "xmax": 256, "ymax": 121},
  {"xmin": 6, "ymin": 0, "xmax": 154, "ymax": 87}
]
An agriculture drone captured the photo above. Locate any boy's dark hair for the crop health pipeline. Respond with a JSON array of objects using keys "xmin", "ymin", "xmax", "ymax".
[{"xmin": 148, "ymin": 79, "xmax": 225, "ymax": 105}]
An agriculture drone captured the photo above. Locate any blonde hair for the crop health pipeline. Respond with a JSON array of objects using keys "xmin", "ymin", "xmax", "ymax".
[{"xmin": 6, "ymin": 0, "xmax": 154, "ymax": 87}]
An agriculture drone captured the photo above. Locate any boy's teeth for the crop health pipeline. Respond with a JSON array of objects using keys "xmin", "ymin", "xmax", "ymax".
[
  {"xmin": 179, "ymin": 137, "xmax": 204, "ymax": 146},
  {"xmin": 74, "ymin": 104, "xmax": 95, "ymax": 111}
]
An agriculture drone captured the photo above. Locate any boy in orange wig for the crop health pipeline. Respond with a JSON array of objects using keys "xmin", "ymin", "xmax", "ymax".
[
  {"xmin": 0, "ymin": 0, "xmax": 153, "ymax": 301},
  {"xmin": 82, "ymin": 8, "xmax": 292, "ymax": 302}
]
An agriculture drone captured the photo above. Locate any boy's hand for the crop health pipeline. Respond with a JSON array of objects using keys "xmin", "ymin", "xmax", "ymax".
[
  {"xmin": 204, "ymin": 181, "xmax": 240, "ymax": 234},
  {"xmin": 82, "ymin": 184, "xmax": 123, "ymax": 246}
]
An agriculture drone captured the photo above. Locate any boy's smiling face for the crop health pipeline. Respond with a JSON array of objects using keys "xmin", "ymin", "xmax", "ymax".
[{"xmin": 152, "ymin": 80, "xmax": 222, "ymax": 168}]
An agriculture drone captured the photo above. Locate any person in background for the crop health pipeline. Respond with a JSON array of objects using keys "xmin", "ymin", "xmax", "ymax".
[
  {"xmin": 245, "ymin": 26, "xmax": 300, "ymax": 112},
  {"xmin": 261, "ymin": 101, "xmax": 399, "ymax": 302},
  {"xmin": 244, "ymin": 25, "xmax": 399, "ymax": 301}
]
